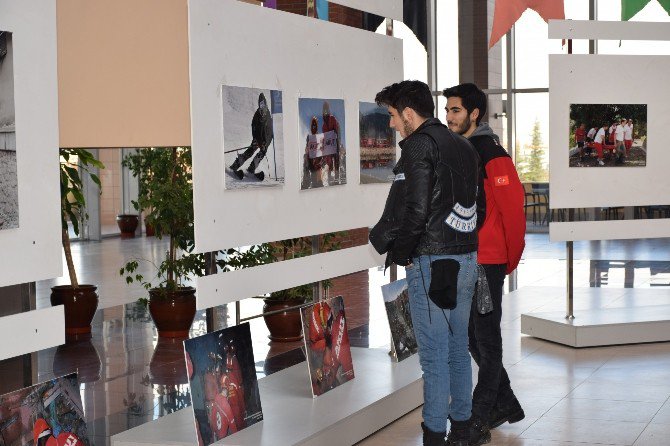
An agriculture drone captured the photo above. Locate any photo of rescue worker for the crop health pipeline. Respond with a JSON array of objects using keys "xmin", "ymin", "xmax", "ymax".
[
  {"xmin": 300, "ymin": 296, "xmax": 355, "ymax": 397},
  {"xmin": 183, "ymin": 323, "xmax": 263, "ymax": 446}
]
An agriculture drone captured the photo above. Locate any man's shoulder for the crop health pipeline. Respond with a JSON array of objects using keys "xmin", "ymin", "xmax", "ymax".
[{"xmin": 469, "ymin": 134, "xmax": 509, "ymax": 165}]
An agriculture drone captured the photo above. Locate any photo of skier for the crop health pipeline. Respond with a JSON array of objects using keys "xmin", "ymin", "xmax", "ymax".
[
  {"xmin": 223, "ymin": 85, "xmax": 284, "ymax": 189},
  {"xmin": 299, "ymin": 98, "xmax": 346, "ymax": 190},
  {"xmin": 300, "ymin": 296, "xmax": 355, "ymax": 397},
  {"xmin": 381, "ymin": 279, "xmax": 418, "ymax": 362},
  {"xmin": 183, "ymin": 322, "xmax": 263, "ymax": 446},
  {"xmin": 359, "ymin": 102, "xmax": 396, "ymax": 184},
  {"xmin": 0, "ymin": 373, "xmax": 90, "ymax": 445},
  {"xmin": 0, "ymin": 30, "xmax": 19, "ymax": 230}
]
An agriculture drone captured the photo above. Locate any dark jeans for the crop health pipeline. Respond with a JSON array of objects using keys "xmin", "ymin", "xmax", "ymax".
[{"xmin": 469, "ymin": 263, "xmax": 517, "ymax": 421}]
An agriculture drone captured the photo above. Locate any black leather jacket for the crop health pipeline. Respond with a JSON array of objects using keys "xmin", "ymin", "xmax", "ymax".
[{"xmin": 391, "ymin": 118, "xmax": 483, "ymax": 265}]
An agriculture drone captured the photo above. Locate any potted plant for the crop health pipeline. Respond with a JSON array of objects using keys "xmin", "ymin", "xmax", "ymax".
[
  {"xmin": 120, "ymin": 147, "xmax": 206, "ymax": 338},
  {"xmin": 121, "ymin": 148, "xmax": 159, "ymax": 236},
  {"xmin": 52, "ymin": 148, "xmax": 105, "ymax": 338},
  {"xmin": 219, "ymin": 235, "xmax": 340, "ymax": 342},
  {"xmin": 116, "ymin": 213, "xmax": 139, "ymax": 238}
]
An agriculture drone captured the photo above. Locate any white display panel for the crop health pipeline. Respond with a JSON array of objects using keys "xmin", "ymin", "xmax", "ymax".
[
  {"xmin": 197, "ymin": 244, "xmax": 383, "ymax": 309},
  {"xmin": 549, "ymin": 19, "xmax": 670, "ymax": 41},
  {"xmin": 0, "ymin": 306, "xmax": 64, "ymax": 361},
  {"xmin": 331, "ymin": 0, "xmax": 403, "ymax": 21},
  {"xmin": 190, "ymin": 0, "xmax": 403, "ymax": 253},
  {"xmin": 550, "ymin": 220, "xmax": 670, "ymax": 242},
  {"xmin": 549, "ymin": 54, "xmax": 670, "ymax": 210},
  {"xmin": 0, "ymin": 0, "xmax": 62, "ymax": 287}
]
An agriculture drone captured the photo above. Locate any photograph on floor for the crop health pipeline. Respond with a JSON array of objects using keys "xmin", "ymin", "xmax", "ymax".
[
  {"xmin": 0, "ymin": 30, "xmax": 19, "ymax": 230},
  {"xmin": 381, "ymin": 279, "xmax": 418, "ymax": 362},
  {"xmin": 223, "ymin": 85, "xmax": 284, "ymax": 189},
  {"xmin": 183, "ymin": 322, "xmax": 263, "ymax": 446},
  {"xmin": 0, "ymin": 373, "xmax": 90, "ymax": 446},
  {"xmin": 569, "ymin": 104, "xmax": 647, "ymax": 168},
  {"xmin": 299, "ymin": 98, "xmax": 346, "ymax": 189},
  {"xmin": 359, "ymin": 101, "xmax": 396, "ymax": 184},
  {"xmin": 301, "ymin": 295, "xmax": 355, "ymax": 397}
]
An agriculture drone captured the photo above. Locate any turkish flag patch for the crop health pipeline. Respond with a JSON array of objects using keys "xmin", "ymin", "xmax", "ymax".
[{"xmin": 494, "ymin": 175, "xmax": 509, "ymax": 186}]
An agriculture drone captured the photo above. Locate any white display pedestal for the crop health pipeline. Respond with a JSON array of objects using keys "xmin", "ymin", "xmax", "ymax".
[
  {"xmin": 520, "ymin": 287, "xmax": 670, "ymax": 347},
  {"xmin": 112, "ymin": 347, "xmax": 423, "ymax": 446}
]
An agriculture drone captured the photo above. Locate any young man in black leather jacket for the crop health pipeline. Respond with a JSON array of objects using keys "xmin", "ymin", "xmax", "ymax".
[{"xmin": 374, "ymin": 81, "xmax": 487, "ymax": 446}]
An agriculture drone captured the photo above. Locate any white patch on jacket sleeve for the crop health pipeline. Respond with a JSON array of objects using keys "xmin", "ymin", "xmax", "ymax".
[
  {"xmin": 445, "ymin": 202, "xmax": 477, "ymax": 233},
  {"xmin": 394, "ymin": 173, "xmax": 405, "ymax": 181}
]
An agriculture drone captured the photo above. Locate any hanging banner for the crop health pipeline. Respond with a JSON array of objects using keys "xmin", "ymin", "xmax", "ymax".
[
  {"xmin": 490, "ymin": 0, "xmax": 565, "ymax": 48},
  {"xmin": 316, "ymin": 0, "xmax": 329, "ymax": 21},
  {"xmin": 264, "ymin": 0, "xmax": 277, "ymax": 8},
  {"xmin": 622, "ymin": 0, "xmax": 670, "ymax": 20}
]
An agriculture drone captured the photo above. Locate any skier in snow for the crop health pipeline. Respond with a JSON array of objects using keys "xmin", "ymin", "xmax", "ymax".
[{"xmin": 229, "ymin": 92, "xmax": 274, "ymax": 181}]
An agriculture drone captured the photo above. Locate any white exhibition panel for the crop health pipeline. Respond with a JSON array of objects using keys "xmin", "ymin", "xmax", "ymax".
[
  {"xmin": 550, "ymin": 219, "xmax": 670, "ymax": 242},
  {"xmin": 189, "ymin": 0, "xmax": 403, "ymax": 253},
  {"xmin": 197, "ymin": 244, "xmax": 383, "ymax": 309},
  {"xmin": 549, "ymin": 54, "xmax": 670, "ymax": 211},
  {"xmin": 330, "ymin": 0, "xmax": 403, "ymax": 21},
  {"xmin": 0, "ymin": 306, "xmax": 65, "ymax": 361},
  {"xmin": 0, "ymin": 0, "xmax": 62, "ymax": 287},
  {"xmin": 549, "ymin": 19, "xmax": 670, "ymax": 41},
  {"xmin": 112, "ymin": 347, "xmax": 423, "ymax": 446}
]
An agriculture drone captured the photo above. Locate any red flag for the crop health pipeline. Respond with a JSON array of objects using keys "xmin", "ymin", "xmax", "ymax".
[{"xmin": 490, "ymin": 0, "xmax": 565, "ymax": 49}]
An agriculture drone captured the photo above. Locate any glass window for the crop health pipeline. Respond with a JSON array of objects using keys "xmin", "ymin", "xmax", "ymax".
[
  {"xmin": 437, "ymin": 1, "xmax": 459, "ymax": 91},
  {"xmin": 515, "ymin": 93, "xmax": 549, "ymax": 182}
]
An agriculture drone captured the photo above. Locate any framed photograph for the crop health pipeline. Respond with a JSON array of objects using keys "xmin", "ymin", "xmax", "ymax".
[
  {"xmin": 0, "ymin": 30, "xmax": 18, "ymax": 230},
  {"xmin": 183, "ymin": 323, "xmax": 263, "ymax": 446},
  {"xmin": 223, "ymin": 85, "xmax": 284, "ymax": 189},
  {"xmin": 359, "ymin": 102, "xmax": 396, "ymax": 184},
  {"xmin": 300, "ymin": 295, "xmax": 355, "ymax": 397},
  {"xmin": 0, "ymin": 373, "xmax": 90, "ymax": 445},
  {"xmin": 381, "ymin": 279, "xmax": 417, "ymax": 362},
  {"xmin": 569, "ymin": 103, "xmax": 647, "ymax": 168},
  {"xmin": 299, "ymin": 98, "xmax": 346, "ymax": 190}
]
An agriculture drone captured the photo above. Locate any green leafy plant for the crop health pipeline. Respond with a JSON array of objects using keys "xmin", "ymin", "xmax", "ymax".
[
  {"xmin": 217, "ymin": 233, "xmax": 344, "ymax": 302},
  {"xmin": 59, "ymin": 148, "xmax": 105, "ymax": 287},
  {"xmin": 120, "ymin": 147, "xmax": 206, "ymax": 299}
]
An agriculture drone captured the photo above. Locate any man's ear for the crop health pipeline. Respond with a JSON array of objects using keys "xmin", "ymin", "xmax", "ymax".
[
  {"xmin": 471, "ymin": 108, "xmax": 480, "ymax": 124},
  {"xmin": 401, "ymin": 107, "xmax": 415, "ymax": 123}
]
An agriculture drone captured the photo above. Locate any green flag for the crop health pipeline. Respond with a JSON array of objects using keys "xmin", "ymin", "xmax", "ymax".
[{"xmin": 622, "ymin": 0, "xmax": 670, "ymax": 20}]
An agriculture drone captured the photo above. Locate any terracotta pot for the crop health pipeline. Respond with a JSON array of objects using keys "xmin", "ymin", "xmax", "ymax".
[
  {"xmin": 149, "ymin": 287, "xmax": 196, "ymax": 338},
  {"xmin": 50, "ymin": 285, "xmax": 99, "ymax": 338},
  {"xmin": 116, "ymin": 214, "xmax": 139, "ymax": 239},
  {"xmin": 144, "ymin": 219, "xmax": 155, "ymax": 237},
  {"xmin": 262, "ymin": 298, "xmax": 306, "ymax": 342},
  {"xmin": 149, "ymin": 336, "xmax": 189, "ymax": 386}
]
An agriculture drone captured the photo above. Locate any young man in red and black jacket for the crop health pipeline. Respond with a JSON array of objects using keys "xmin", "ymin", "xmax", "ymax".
[{"xmin": 444, "ymin": 83, "xmax": 526, "ymax": 443}]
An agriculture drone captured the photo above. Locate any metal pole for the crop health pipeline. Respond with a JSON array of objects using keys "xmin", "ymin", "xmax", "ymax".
[
  {"xmin": 205, "ymin": 251, "xmax": 217, "ymax": 332},
  {"xmin": 566, "ymin": 241, "xmax": 575, "ymax": 319},
  {"xmin": 426, "ymin": 0, "xmax": 438, "ymax": 107},
  {"xmin": 312, "ymin": 235, "xmax": 322, "ymax": 301},
  {"xmin": 506, "ymin": 29, "xmax": 518, "ymax": 293}
]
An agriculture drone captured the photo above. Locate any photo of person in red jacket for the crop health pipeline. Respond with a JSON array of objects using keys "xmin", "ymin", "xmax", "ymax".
[{"xmin": 444, "ymin": 83, "xmax": 527, "ymax": 444}]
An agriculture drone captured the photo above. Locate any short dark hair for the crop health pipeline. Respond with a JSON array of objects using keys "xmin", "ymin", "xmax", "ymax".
[
  {"xmin": 442, "ymin": 83, "xmax": 487, "ymax": 125},
  {"xmin": 375, "ymin": 80, "xmax": 435, "ymax": 119}
]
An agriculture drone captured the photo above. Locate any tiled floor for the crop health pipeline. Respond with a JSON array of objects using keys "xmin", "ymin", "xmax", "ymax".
[{"xmin": 24, "ymin": 234, "xmax": 670, "ymax": 445}]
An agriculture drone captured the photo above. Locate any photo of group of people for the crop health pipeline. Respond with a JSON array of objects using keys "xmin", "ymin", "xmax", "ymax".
[
  {"xmin": 0, "ymin": 374, "xmax": 90, "ymax": 445},
  {"xmin": 300, "ymin": 98, "xmax": 347, "ymax": 190},
  {"xmin": 359, "ymin": 102, "xmax": 396, "ymax": 184},
  {"xmin": 301, "ymin": 296, "xmax": 355, "ymax": 397},
  {"xmin": 183, "ymin": 323, "xmax": 263, "ymax": 446},
  {"xmin": 0, "ymin": 30, "xmax": 18, "ymax": 231},
  {"xmin": 569, "ymin": 104, "xmax": 647, "ymax": 168},
  {"xmin": 223, "ymin": 85, "xmax": 285, "ymax": 189}
]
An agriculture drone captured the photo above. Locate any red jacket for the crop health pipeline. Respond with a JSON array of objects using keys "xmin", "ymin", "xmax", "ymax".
[{"xmin": 469, "ymin": 132, "xmax": 525, "ymax": 273}]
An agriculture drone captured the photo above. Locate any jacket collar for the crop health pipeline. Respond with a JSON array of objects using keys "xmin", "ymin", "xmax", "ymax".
[{"xmin": 399, "ymin": 117, "xmax": 441, "ymax": 149}]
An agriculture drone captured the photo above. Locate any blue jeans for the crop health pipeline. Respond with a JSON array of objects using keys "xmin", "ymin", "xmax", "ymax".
[{"xmin": 406, "ymin": 252, "xmax": 477, "ymax": 432}]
